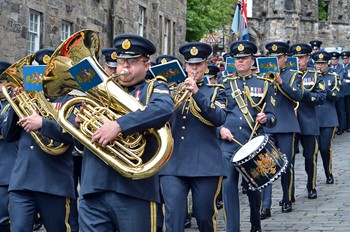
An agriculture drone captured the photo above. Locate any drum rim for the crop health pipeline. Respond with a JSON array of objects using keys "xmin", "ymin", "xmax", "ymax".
[{"xmin": 232, "ymin": 134, "xmax": 269, "ymax": 166}]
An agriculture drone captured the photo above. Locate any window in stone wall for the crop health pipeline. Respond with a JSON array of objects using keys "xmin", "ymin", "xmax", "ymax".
[
  {"xmin": 319, "ymin": 0, "xmax": 328, "ymax": 21},
  {"xmin": 61, "ymin": 21, "xmax": 72, "ymax": 41},
  {"xmin": 28, "ymin": 10, "xmax": 41, "ymax": 55},
  {"xmin": 162, "ymin": 18, "xmax": 171, "ymax": 54},
  {"xmin": 137, "ymin": 5, "xmax": 145, "ymax": 36}
]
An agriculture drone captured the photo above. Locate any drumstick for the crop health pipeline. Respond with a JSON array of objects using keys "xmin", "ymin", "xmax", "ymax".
[
  {"xmin": 230, "ymin": 135, "xmax": 243, "ymax": 147},
  {"xmin": 249, "ymin": 102, "xmax": 266, "ymax": 141}
]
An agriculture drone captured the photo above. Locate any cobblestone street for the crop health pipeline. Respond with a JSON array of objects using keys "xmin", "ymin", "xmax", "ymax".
[{"xmin": 186, "ymin": 132, "xmax": 350, "ymax": 231}]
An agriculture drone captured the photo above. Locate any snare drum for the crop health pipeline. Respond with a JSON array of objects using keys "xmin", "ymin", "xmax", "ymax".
[{"xmin": 231, "ymin": 135, "xmax": 287, "ymax": 191}]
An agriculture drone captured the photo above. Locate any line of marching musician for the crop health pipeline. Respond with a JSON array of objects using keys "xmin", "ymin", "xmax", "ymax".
[{"xmin": 0, "ymin": 31, "xmax": 346, "ymax": 232}]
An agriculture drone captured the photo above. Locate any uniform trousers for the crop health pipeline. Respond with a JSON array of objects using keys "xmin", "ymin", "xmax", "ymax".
[
  {"xmin": 222, "ymin": 151, "xmax": 261, "ymax": 232},
  {"xmin": 299, "ymin": 135, "xmax": 318, "ymax": 191},
  {"xmin": 262, "ymin": 133, "xmax": 295, "ymax": 208},
  {"xmin": 0, "ymin": 186, "xmax": 10, "ymax": 225},
  {"xmin": 79, "ymin": 191, "xmax": 157, "ymax": 232},
  {"xmin": 160, "ymin": 176, "xmax": 222, "ymax": 232},
  {"xmin": 318, "ymin": 127, "xmax": 336, "ymax": 179},
  {"xmin": 335, "ymin": 97, "xmax": 346, "ymax": 131},
  {"xmin": 344, "ymin": 95, "xmax": 350, "ymax": 130},
  {"xmin": 9, "ymin": 190, "xmax": 71, "ymax": 232}
]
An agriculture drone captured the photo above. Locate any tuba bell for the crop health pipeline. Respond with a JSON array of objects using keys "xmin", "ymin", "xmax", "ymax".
[
  {"xmin": 43, "ymin": 30, "xmax": 174, "ymax": 179},
  {"xmin": 0, "ymin": 55, "xmax": 69, "ymax": 155}
]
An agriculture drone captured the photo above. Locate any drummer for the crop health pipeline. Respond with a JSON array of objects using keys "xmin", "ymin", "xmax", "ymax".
[{"xmin": 219, "ymin": 40, "xmax": 276, "ymax": 232}]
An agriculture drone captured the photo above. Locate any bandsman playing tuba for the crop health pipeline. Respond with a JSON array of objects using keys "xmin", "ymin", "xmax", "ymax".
[
  {"xmin": 76, "ymin": 34, "xmax": 174, "ymax": 232},
  {"xmin": 1, "ymin": 48, "xmax": 77, "ymax": 232}
]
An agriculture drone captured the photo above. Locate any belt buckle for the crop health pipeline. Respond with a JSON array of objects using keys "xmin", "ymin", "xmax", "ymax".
[{"xmin": 232, "ymin": 89, "xmax": 242, "ymax": 98}]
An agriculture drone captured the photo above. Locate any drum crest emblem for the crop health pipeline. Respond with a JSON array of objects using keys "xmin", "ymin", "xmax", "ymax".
[{"xmin": 256, "ymin": 153, "xmax": 276, "ymax": 175}]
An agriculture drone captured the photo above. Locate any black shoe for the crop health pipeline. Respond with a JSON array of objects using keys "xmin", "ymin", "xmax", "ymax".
[
  {"xmin": 184, "ymin": 213, "xmax": 191, "ymax": 229},
  {"xmin": 260, "ymin": 208, "xmax": 271, "ymax": 220},
  {"xmin": 281, "ymin": 201, "xmax": 292, "ymax": 213},
  {"xmin": 326, "ymin": 175, "xmax": 334, "ymax": 184},
  {"xmin": 33, "ymin": 222, "xmax": 43, "ymax": 231},
  {"xmin": 291, "ymin": 196, "xmax": 295, "ymax": 203},
  {"xmin": 308, "ymin": 189, "xmax": 317, "ymax": 199},
  {"xmin": 250, "ymin": 225, "xmax": 262, "ymax": 232},
  {"xmin": 216, "ymin": 199, "xmax": 223, "ymax": 210}
]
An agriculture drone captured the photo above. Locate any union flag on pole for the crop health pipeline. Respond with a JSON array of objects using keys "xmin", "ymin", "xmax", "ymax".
[{"xmin": 231, "ymin": 0, "xmax": 249, "ymax": 40}]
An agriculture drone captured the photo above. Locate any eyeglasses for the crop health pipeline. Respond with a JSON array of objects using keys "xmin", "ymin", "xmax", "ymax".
[{"xmin": 116, "ymin": 58, "xmax": 148, "ymax": 65}]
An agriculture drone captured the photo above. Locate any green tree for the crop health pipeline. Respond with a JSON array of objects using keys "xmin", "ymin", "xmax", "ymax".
[{"xmin": 186, "ymin": 0, "xmax": 237, "ymax": 42}]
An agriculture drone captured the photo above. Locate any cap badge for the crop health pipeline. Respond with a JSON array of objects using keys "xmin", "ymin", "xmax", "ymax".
[
  {"xmin": 319, "ymin": 53, "xmax": 324, "ymax": 59},
  {"xmin": 205, "ymin": 68, "xmax": 209, "ymax": 74},
  {"xmin": 296, "ymin": 46, "xmax": 302, "ymax": 52},
  {"xmin": 190, "ymin": 46, "xmax": 198, "ymax": 56},
  {"xmin": 43, "ymin": 55, "xmax": 51, "ymax": 65},
  {"xmin": 161, "ymin": 58, "xmax": 167, "ymax": 64},
  {"xmin": 272, "ymin": 44, "xmax": 278, "ymax": 52},
  {"xmin": 122, "ymin": 39, "xmax": 131, "ymax": 50},
  {"xmin": 111, "ymin": 51, "xmax": 117, "ymax": 60},
  {"xmin": 238, "ymin": 44, "xmax": 245, "ymax": 52}
]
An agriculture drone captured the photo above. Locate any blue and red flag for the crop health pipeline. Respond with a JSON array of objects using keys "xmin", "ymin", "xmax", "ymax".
[{"xmin": 231, "ymin": 0, "xmax": 249, "ymax": 40}]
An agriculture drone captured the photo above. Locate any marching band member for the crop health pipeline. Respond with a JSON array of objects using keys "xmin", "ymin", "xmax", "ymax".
[
  {"xmin": 101, "ymin": 47, "xmax": 118, "ymax": 76},
  {"xmin": 219, "ymin": 40, "xmax": 276, "ymax": 232},
  {"xmin": 2, "ymin": 48, "xmax": 76, "ymax": 232},
  {"xmin": 261, "ymin": 42, "xmax": 303, "ymax": 218},
  {"xmin": 159, "ymin": 42, "xmax": 227, "ymax": 232},
  {"xmin": 291, "ymin": 43, "xmax": 326, "ymax": 199},
  {"xmin": 0, "ymin": 61, "xmax": 18, "ymax": 232},
  {"xmin": 77, "ymin": 34, "xmax": 174, "ymax": 232},
  {"xmin": 313, "ymin": 51, "xmax": 340, "ymax": 184}
]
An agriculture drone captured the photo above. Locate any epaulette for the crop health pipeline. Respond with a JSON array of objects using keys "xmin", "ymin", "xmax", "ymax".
[
  {"xmin": 330, "ymin": 72, "xmax": 338, "ymax": 77},
  {"xmin": 68, "ymin": 89, "xmax": 87, "ymax": 97},
  {"xmin": 151, "ymin": 75, "xmax": 167, "ymax": 83},
  {"xmin": 223, "ymin": 76, "xmax": 237, "ymax": 83},
  {"xmin": 207, "ymin": 83, "xmax": 225, "ymax": 89},
  {"xmin": 289, "ymin": 69, "xmax": 303, "ymax": 74},
  {"xmin": 307, "ymin": 69, "xmax": 319, "ymax": 73}
]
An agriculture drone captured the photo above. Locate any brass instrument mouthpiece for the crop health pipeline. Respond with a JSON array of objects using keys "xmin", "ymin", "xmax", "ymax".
[{"xmin": 111, "ymin": 69, "xmax": 129, "ymax": 78}]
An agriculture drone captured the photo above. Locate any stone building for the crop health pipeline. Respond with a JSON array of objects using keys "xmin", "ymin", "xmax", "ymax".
[
  {"xmin": 248, "ymin": 0, "xmax": 350, "ymax": 54},
  {"xmin": 0, "ymin": 0, "xmax": 187, "ymax": 63}
]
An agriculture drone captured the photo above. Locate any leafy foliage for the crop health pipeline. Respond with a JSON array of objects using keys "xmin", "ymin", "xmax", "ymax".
[
  {"xmin": 318, "ymin": 0, "xmax": 328, "ymax": 21},
  {"xmin": 186, "ymin": 0, "xmax": 237, "ymax": 42}
]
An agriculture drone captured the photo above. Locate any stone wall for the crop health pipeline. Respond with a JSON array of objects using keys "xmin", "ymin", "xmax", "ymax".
[
  {"xmin": 248, "ymin": 0, "xmax": 350, "ymax": 54},
  {"xmin": 0, "ymin": 0, "xmax": 187, "ymax": 63}
]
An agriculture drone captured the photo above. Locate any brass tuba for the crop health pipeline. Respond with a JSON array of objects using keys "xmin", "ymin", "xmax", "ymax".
[
  {"xmin": 43, "ymin": 30, "xmax": 174, "ymax": 179},
  {"xmin": 0, "ymin": 55, "xmax": 69, "ymax": 155}
]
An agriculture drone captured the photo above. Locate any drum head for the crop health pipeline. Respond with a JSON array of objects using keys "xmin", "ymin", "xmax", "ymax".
[{"xmin": 232, "ymin": 135, "xmax": 265, "ymax": 162}]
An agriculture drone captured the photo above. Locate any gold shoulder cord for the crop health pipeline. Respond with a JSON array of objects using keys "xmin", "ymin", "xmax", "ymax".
[
  {"xmin": 230, "ymin": 79, "xmax": 255, "ymax": 131},
  {"xmin": 276, "ymin": 72, "xmax": 299, "ymax": 103},
  {"xmin": 188, "ymin": 84, "xmax": 216, "ymax": 127},
  {"xmin": 0, "ymin": 103, "xmax": 11, "ymax": 139},
  {"xmin": 244, "ymin": 80, "xmax": 268, "ymax": 112},
  {"xmin": 331, "ymin": 73, "xmax": 339, "ymax": 91}
]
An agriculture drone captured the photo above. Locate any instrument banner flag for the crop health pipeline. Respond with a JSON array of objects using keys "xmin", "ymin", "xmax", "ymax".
[
  {"xmin": 256, "ymin": 57, "xmax": 279, "ymax": 74},
  {"xmin": 150, "ymin": 60, "xmax": 186, "ymax": 83},
  {"xmin": 23, "ymin": 65, "xmax": 45, "ymax": 91},
  {"xmin": 285, "ymin": 57, "xmax": 299, "ymax": 71},
  {"xmin": 68, "ymin": 57, "xmax": 104, "ymax": 91},
  {"xmin": 225, "ymin": 57, "xmax": 237, "ymax": 73}
]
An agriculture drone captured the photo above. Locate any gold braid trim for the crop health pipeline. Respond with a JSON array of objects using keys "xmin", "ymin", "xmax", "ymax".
[
  {"xmin": 245, "ymin": 81, "xmax": 268, "ymax": 111},
  {"xmin": 189, "ymin": 97, "xmax": 214, "ymax": 126},
  {"xmin": 302, "ymin": 70, "xmax": 318, "ymax": 91},
  {"xmin": 146, "ymin": 79, "xmax": 155, "ymax": 105},
  {"xmin": 330, "ymin": 73, "xmax": 339, "ymax": 91},
  {"xmin": 276, "ymin": 71, "xmax": 299, "ymax": 103}
]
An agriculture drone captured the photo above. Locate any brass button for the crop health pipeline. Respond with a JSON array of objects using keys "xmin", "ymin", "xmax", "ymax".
[
  {"xmin": 181, "ymin": 136, "xmax": 185, "ymax": 140},
  {"xmin": 182, "ymin": 126, "xmax": 185, "ymax": 130}
]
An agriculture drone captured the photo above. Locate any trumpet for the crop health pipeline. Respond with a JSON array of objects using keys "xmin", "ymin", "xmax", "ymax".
[{"xmin": 171, "ymin": 71, "xmax": 196, "ymax": 110}]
